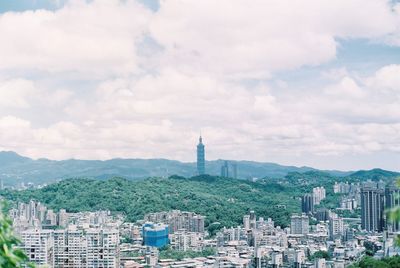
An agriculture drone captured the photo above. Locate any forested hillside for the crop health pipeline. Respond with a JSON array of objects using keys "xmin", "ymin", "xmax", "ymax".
[
  {"xmin": 2, "ymin": 170, "xmax": 398, "ymax": 231},
  {"xmin": 1, "ymin": 175, "xmax": 302, "ymax": 228}
]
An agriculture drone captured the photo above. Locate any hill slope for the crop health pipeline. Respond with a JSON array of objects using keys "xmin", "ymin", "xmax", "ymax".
[
  {"xmin": 0, "ymin": 175, "xmax": 302, "ymax": 228},
  {"xmin": 349, "ymin": 168, "xmax": 400, "ymax": 180},
  {"xmin": 3, "ymin": 171, "xmax": 398, "ymax": 230}
]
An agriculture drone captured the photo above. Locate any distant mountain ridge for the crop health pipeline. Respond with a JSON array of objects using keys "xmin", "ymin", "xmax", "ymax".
[{"xmin": 0, "ymin": 151, "xmax": 396, "ymax": 186}]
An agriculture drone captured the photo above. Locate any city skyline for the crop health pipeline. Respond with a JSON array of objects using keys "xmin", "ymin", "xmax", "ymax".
[
  {"xmin": 2, "ymin": 1, "xmax": 400, "ymax": 267},
  {"xmin": 0, "ymin": 1, "xmax": 399, "ymax": 171}
]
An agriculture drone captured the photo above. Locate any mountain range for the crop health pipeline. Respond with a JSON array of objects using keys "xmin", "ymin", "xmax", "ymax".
[{"xmin": 0, "ymin": 151, "xmax": 398, "ymax": 187}]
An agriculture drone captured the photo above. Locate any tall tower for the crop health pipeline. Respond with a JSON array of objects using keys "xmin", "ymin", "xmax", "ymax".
[{"xmin": 197, "ymin": 136, "xmax": 205, "ymax": 175}]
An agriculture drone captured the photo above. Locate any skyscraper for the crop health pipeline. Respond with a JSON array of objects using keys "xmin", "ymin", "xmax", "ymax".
[
  {"xmin": 361, "ymin": 183, "xmax": 385, "ymax": 232},
  {"xmin": 197, "ymin": 136, "xmax": 205, "ymax": 175},
  {"xmin": 220, "ymin": 161, "xmax": 229, "ymax": 178},
  {"xmin": 301, "ymin": 194, "xmax": 314, "ymax": 214}
]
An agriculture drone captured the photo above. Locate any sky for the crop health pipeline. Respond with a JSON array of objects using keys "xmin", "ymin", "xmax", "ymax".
[{"xmin": 0, "ymin": 0, "xmax": 400, "ymax": 171}]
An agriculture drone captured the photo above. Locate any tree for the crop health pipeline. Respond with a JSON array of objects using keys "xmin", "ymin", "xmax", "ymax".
[
  {"xmin": 0, "ymin": 203, "xmax": 33, "ymax": 267},
  {"xmin": 309, "ymin": 250, "xmax": 331, "ymax": 261},
  {"xmin": 388, "ymin": 178, "xmax": 400, "ymax": 246}
]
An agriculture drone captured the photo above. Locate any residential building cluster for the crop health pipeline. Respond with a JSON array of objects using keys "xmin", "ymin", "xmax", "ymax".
[
  {"xmin": 144, "ymin": 210, "xmax": 205, "ymax": 234},
  {"xmin": 11, "ymin": 200, "xmax": 122, "ymax": 267}
]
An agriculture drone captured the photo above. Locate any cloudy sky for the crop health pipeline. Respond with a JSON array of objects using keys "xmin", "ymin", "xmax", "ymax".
[{"xmin": 0, "ymin": 0, "xmax": 400, "ymax": 171}]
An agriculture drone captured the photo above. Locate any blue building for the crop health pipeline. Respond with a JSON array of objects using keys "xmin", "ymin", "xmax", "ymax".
[
  {"xmin": 142, "ymin": 223, "xmax": 169, "ymax": 248},
  {"xmin": 197, "ymin": 136, "xmax": 205, "ymax": 175}
]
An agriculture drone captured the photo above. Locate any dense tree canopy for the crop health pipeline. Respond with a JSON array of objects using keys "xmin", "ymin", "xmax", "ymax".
[
  {"xmin": 348, "ymin": 256, "xmax": 400, "ymax": 268},
  {"xmin": 1, "ymin": 175, "xmax": 305, "ymax": 228},
  {"xmin": 2, "ymin": 171, "xmax": 383, "ymax": 231}
]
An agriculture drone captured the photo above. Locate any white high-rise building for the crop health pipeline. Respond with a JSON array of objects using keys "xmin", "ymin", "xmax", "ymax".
[
  {"xmin": 52, "ymin": 227, "xmax": 120, "ymax": 268},
  {"xmin": 313, "ymin": 187, "xmax": 326, "ymax": 205},
  {"xmin": 243, "ymin": 215, "xmax": 250, "ymax": 230},
  {"xmin": 87, "ymin": 228, "xmax": 120, "ymax": 268},
  {"xmin": 53, "ymin": 229, "xmax": 87, "ymax": 268},
  {"xmin": 329, "ymin": 215, "xmax": 344, "ymax": 240},
  {"xmin": 20, "ymin": 229, "xmax": 53, "ymax": 266}
]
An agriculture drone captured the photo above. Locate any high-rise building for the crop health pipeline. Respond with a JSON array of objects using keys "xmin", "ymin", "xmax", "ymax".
[
  {"xmin": 243, "ymin": 215, "xmax": 250, "ymax": 230},
  {"xmin": 290, "ymin": 214, "xmax": 309, "ymax": 235},
  {"xmin": 313, "ymin": 187, "xmax": 326, "ymax": 205},
  {"xmin": 53, "ymin": 227, "xmax": 120, "ymax": 268},
  {"xmin": 86, "ymin": 228, "xmax": 120, "ymax": 268},
  {"xmin": 191, "ymin": 215, "xmax": 205, "ymax": 233},
  {"xmin": 221, "ymin": 161, "xmax": 229, "ymax": 178},
  {"xmin": 361, "ymin": 183, "xmax": 385, "ymax": 232},
  {"xmin": 232, "ymin": 163, "xmax": 238, "ymax": 179},
  {"xmin": 314, "ymin": 208, "xmax": 331, "ymax": 222},
  {"xmin": 249, "ymin": 210, "xmax": 257, "ymax": 230},
  {"xmin": 196, "ymin": 136, "xmax": 205, "ymax": 175},
  {"xmin": 301, "ymin": 194, "xmax": 314, "ymax": 214},
  {"xmin": 53, "ymin": 229, "xmax": 87, "ymax": 268},
  {"xmin": 20, "ymin": 229, "xmax": 53, "ymax": 266},
  {"xmin": 385, "ymin": 183, "xmax": 400, "ymax": 232},
  {"xmin": 329, "ymin": 214, "xmax": 344, "ymax": 240}
]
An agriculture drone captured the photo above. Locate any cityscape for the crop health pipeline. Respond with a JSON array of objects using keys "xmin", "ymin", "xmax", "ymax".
[
  {"xmin": 1, "ymin": 0, "xmax": 400, "ymax": 268},
  {"xmin": 0, "ymin": 138, "xmax": 399, "ymax": 267}
]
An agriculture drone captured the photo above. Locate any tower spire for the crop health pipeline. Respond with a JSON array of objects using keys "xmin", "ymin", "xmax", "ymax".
[{"xmin": 197, "ymin": 135, "xmax": 205, "ymax": 175}]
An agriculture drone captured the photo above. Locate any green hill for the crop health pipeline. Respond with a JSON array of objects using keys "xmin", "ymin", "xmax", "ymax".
[
  {"xmin": 2, "ymin": 171, "xmax": 398, "ymax": 231},
  {"xmin": 349, "ymin": 168, "xmax": 400, "ymax": 181},
  {"xmin": 0, "ymin": 175, "xmax": 302, "ymax": 228}
]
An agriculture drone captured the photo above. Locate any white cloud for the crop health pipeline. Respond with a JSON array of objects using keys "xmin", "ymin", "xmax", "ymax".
[
  {"xmin": 366, "ymin": 64, "xmax": 400, "ymax": 92},
  {"xmin": 150, "ymin": 0, "xmax": 398, "ymax": 78},
  {"xmin": 0, "ymin": 0, "xmax": 152, "ymax": 77},
  {"xmin": 324, "ymin": 77, "xmax": 365, "ymax": 98},
  {"xmin": 0, "ymin": 79, "xmax": 37, "ymax": 108},
  {"xmin": 0, "ymin": 115, "xmax": 31, "ymax": 128}
]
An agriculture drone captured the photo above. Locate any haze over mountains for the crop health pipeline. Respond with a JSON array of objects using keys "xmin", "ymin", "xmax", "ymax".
[{"xmin": 0, "ymin": 151, "xmax": 398, "ymax": 187}]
